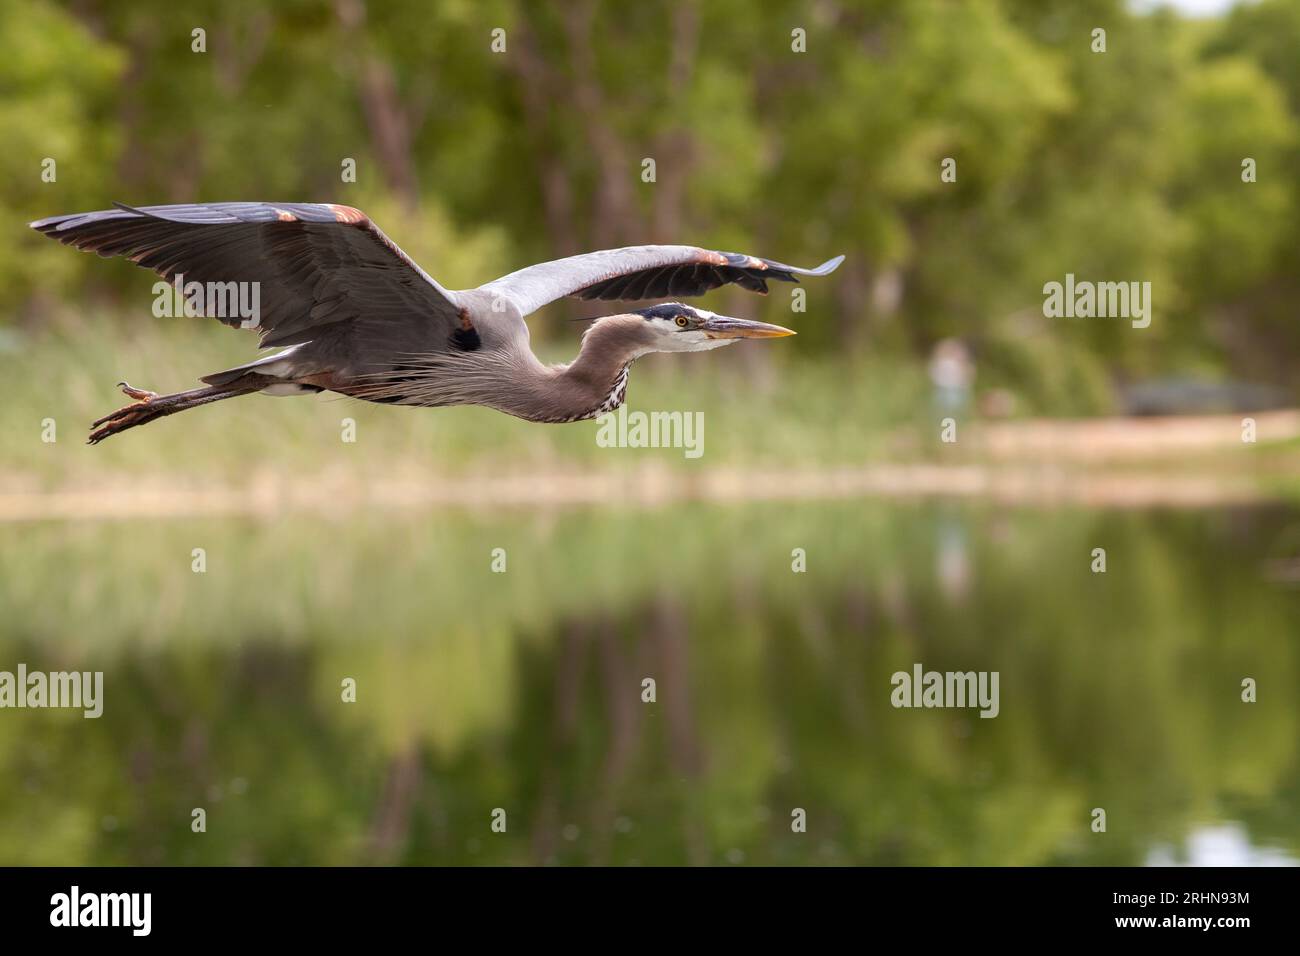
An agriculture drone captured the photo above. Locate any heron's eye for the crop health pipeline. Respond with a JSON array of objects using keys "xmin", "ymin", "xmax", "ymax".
[{"xmin": 675, "ymin": 315, "xmax": 689, "ymax": 328}]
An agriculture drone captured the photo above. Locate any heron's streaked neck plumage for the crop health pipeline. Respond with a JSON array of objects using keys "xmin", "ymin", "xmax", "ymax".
[
  {"xmin": 506, "ymin": 313, "xmax": 655, "ymax": 423},
  {"xmin": 565, "ymin": 315, "xmax": 656, "ymax": 385}
]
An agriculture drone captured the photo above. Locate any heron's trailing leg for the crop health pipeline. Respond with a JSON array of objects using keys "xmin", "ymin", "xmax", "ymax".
[{"xmin": 88, "ymin": 377, "xmax": 266, "ymax": 444}]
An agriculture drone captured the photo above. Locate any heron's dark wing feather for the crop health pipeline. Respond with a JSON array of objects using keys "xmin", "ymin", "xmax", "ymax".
[
  {"xmin": 477, "ymin": 245, "xmax": 844, "ymax": 318},
  {"xmin": 29, "ymin": 202, "xmax": 464, "ymax": 349}
]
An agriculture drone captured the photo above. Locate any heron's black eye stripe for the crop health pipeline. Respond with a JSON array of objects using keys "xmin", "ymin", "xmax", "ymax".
[{"xmin": 635, "ymin": 303, "xmax": 696, "ymax": 323}]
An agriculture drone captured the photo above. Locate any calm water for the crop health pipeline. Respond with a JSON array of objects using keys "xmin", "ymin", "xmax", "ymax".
[{"xmin": 1, "ymin": 500, "xmax": 1296, "ymax": 865}]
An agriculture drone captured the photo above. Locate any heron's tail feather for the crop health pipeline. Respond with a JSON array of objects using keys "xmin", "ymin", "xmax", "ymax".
[
  {"xmin": 201, "ymin": 344, "xmax": 307, "ymax": 386},
  {"xmin": 88, "ymin": 377, "xmax": 264, "ymax": 445}
]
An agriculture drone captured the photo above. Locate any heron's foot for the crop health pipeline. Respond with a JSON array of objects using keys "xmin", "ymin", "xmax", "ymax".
[
  {"xmin": 116, "ymin": 381, "xmax": 158, "ymax": 402},
  {"xmin": 89, "ymin": 383, "xmax": 168, "ymax": 444},
  {"xmin": 88, "ymin": 402, "xmax": 160, "ymax": 444}
]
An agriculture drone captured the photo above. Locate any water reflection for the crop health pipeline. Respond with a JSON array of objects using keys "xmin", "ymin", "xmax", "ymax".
[
  {"xmin": 1147, "ymin": 824, "xmax": 1297, "ymax": 867},
  {"xmin": 0, "ymin": 501, "xmax": 1296, "ymax": 865}
]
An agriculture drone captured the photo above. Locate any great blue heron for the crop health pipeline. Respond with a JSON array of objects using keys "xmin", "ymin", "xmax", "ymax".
[{"xmin": 31, "ymin": 202, "xmax": 844, "ymax": 443}]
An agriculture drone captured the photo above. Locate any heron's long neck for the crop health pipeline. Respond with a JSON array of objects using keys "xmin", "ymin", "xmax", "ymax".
[{"xmin": 508, "ymin": 315, "xmax": 653, "ymax": 423}]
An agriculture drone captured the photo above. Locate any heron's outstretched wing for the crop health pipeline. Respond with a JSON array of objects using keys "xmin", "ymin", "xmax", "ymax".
[
  {"xmin": 29, "ymin": 202, "xmax": 465, "ymax": 349},
  {"xmin": 477, "ymin": 245, "xmax": 845, "ymax": 318}
]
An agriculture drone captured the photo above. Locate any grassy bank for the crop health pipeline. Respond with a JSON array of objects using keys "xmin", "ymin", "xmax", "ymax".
[
  {"xmin": 3, "ymin": 318, "xmax": 1298, "ymax": 509},
  {"xmin": 0, "ymin": 317, "xmax": 925, "ymax": 483}
]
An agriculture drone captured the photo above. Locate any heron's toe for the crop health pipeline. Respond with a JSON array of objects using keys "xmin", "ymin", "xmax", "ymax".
[
  {"xmin": 117, "ymin": 381, "xmax": 159, "ymax": 402},
  {"xmin": 88, "ymin": 403, "xmax": 156, "ymax": 443},
  {"xmin": 91, "ymin": 402, "xmax": 148, "ymax": 429}
]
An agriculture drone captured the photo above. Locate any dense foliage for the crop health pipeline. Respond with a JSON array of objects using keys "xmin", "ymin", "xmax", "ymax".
[{"xmin": 7, "ymin": 0, "xmax": 1300, "ymax": 408}]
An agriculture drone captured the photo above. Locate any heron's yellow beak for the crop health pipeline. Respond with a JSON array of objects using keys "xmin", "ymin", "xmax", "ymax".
[{"xmin": 701, "ymin": 316, "xmax": 797, "ymax": 339}]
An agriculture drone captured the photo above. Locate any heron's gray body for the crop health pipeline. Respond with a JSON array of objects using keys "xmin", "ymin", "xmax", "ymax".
[{"xmin": 29, "ymin": 201, "xmax": 843, "ymax": 442}]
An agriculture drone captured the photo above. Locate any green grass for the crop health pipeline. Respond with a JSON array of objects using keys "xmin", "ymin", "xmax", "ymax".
[
  {"xmin": 0, "ymin": 315, "xmax": 928, "ymax": 486},
  {"xmin": 5, "ymin": 314, "xmax": 1296, "ymax": 502}
]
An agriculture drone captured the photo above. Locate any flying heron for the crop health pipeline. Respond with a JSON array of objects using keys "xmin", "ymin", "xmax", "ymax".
[{"xmin": 30, "ymin": 202, "xmax": 844, "ymax": 443}]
